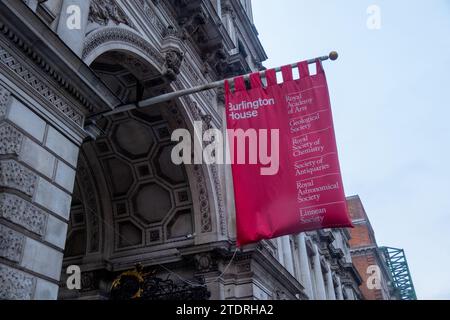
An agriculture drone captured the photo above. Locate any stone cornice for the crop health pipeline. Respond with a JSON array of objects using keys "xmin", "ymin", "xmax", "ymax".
[
  {"xmin": 318, "ymin": 229, "xmax": 335, "ymax": 244},
  {"xmin": 229, "ymin": 0, "xmax": 267, "ymax": 62},
  {"xmin": 350, "ymin": 245, "xmax": 378, "ymax": 255},
  {"xmin": 0, "ymin": 0, "xmax": 120, "ymax": 125},
  {"xmin": 253, "ymin": 245, "xmax": 308, "ymax": 299},
  {"xmin": 342, "ymin": 262, "xmax": 363, "ymax": 286}
]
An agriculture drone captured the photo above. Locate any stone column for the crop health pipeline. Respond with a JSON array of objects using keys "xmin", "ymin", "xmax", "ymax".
[
  {"xmin": 325, "ymin": 263, "xmax": 336, "ymax": 300},
  {"xmin": 276, "ymin": 237, "xmax": 284, "ymax": 264},
  {"xmin": 215, "ymin": 0, "xmax": 222, "ymax": 17},
  {"xmin": 281, "ymin": 236, "xmax": 294, "ymax": 275},
  {"xmin": 56, "ymin": 0, "xmax": 91, "ymax": 56},
  {"xmin": 242, "ymin": 0, "xmax": 254, "ymax": 23},
  {"xmin": 312, "ymin": 244, "xmax": 327, "ymax": 300},
  {"xmin": 297, "ymin": 233, "xmax": 313, "ymax": 299},
  {"xmin": 344, "ymin": 286, "xmax": 356, "ymax": 300},
  {"xmin": 336, "ymin": 276, "xmax": 344, "ymax": 300},
  {"xmin": 221, "ymin": 1, "xmax": 238, "ymax": 54},
  {"xmin": 0, "ymin": 85, "xmax": 80, "ymax": 299}
]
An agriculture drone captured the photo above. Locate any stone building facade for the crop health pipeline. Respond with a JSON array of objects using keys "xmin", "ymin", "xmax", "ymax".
[
  {"xmin": 0, "ymin": 0, "xmax": 361, "ymax": 300},
  {"xmin": 347, "ymin": 195, "xmax": 399, "ymax": 300}
]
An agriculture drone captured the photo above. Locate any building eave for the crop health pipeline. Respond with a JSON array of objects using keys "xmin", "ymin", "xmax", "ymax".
[{"xmin": 0, "ymin": 0, "xmax": 121, "ymax": 116}]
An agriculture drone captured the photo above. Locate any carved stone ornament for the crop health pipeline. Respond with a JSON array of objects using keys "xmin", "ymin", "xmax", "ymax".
[
  {"xmin": 83, "ymin": 27, "xmax": 165, "ymax": 67},
  {"xmin": 162, "ymin": 25, "xmax": 183, "ymax": 39},
  {"xmin": 194, "ymin": 253, "xmax": 215, "ymax": 272},
  {"xmin": 0, "ymin": 44, "xmax": 84, "ymax": 126},
  {"xmin": 89, "ymin": 0, "xmax": 132, "ymax": 26},
  {"xmin": 0, "ymin": 20, "xmax": 92, "ymax": 122},
  {"xmin": 163, "ymin": 49, "xmax": 184, "ymax": 81},
  {"xmin": 193, "ymin": 164, "xmax": 212, "ymax": 233}
]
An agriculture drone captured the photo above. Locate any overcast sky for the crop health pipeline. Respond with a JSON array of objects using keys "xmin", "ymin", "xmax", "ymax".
[{"xmin": 252, "ymin": 0, "xmax": 450, "ymax": 299}]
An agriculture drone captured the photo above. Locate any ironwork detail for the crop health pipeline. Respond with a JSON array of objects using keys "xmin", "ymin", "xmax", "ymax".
[
  {"xmin": 109, "ymin": 265, "xmax": 211, "ymax": 300},
  {"xmin": 380, "ymin": 247, "xmax": 417, "ymax": 300}
]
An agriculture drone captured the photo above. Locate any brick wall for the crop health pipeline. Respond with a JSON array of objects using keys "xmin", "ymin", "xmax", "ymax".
[
  {"xmin": 351, "ymin": 253, "xmax": 385, "ymax": 300},
  {"xmin": 348, "ymin": 224, "xmax": 372, "ymax": 248},
  {"xmin": 347, "ymin": 196, "xmax": 390, "ymax": 300}
]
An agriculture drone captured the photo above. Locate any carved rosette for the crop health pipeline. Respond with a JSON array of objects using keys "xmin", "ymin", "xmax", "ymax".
[
  {"xmin": 194, "ymin": 253, "xmax": 217, "ymax": 272},
  {"xmin": 193, "ymin": 164, "xmax": 212, "ymax": 233},
  {"xmin": 210, "ymin": 165, "xmax": 226, "ymax": 236}
]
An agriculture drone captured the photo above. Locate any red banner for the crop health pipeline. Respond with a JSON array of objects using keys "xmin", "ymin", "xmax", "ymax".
[{"xmin": 225, "ymin": 60, "xmax": 352, "ymax": 246}]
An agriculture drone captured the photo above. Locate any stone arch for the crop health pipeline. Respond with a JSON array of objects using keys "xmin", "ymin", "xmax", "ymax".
[
  {"xmin": 82, "ymin": 26, "xmax": 165, "ymax": 70},
  {"xmin": 64, "ymin": 149, "xmax": 104, "ymax": 261},
  {"xmin": 62, "ymin": 44, "xmax": 224, "ymax": 280}
]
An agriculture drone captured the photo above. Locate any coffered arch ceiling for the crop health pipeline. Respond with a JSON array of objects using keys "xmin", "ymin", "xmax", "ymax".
[
  {"xmin": 89, "ymin": 50, "xmax": 168, "ymax": 104},
  {"xmin": 64, "ymin": 50, "xmax": 201, "ymax": 263}
]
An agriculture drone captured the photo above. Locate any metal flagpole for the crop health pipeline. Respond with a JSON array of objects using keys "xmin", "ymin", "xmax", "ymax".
[{"xmin": 89, "ymin": 51, "xmax": 338, "ymax": 120}]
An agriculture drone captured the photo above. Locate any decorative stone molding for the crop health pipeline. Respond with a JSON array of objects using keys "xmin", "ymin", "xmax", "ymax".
[
  {"xmin": 76, "ymin": 156, "xmax": 100, "ymax": 253},
  {"xmin": 186, "ymin": 99, "xmax": 211, "ymax": 132},
  {"xmin": 0, "ymin": 123, "xmax": 24, "ymax": 155},
  {"xmin": 0, "ymin": 224, "xmax": 25, "ymax": 263},
  {"xmin": 80, "ymin": 271, "xmax": 99, "ymax": 292},
  {"xmin": 178, "ymin": 62, "xmax": 215, "ymax": 104},
  {"xmin": 210, "ymin": 165, "xmax": 226, "ymax": 236},
  {"xmin": 0, "ymin": 193, "xmax": 47, "ymax": 236},
  {"xmin": 0, "ymin": 22, "xmax": 93, "ymax": 119},
  {"xmin": 194, "ymin": 253, "xmax": 216, "ymax": 272},
  {"xmin": 0, "ymin": 84, "xmax": 11, "ymax": 117},
  {"xmin": 82, "ymin": 27, "xmax": 164, "ymax": 67},
  {"xmin": 236, "ymin": 262, "xmax": 251, "ymax": 273},
  {"xmin": 181, "ymin": 97, "xmax": 227, "ymax": 235},
  {"xmin": 0, "ymin": 160, "xmax": 38, "ymax": 196},
  {"xmin": 349, "ymin": 246, "xmax": 377, "ymax": 256},
  {"xmin": 202, "ymin": 46, "xmax": 228, "ymax": 77},
  {"xmin": 163, "ymin": 102, "xmax": 213, "ymax": 234},
  {"xmin": 0, "ymin": 264, "xmax": 34, "ymax": 300},
  {"xmin": 193, "ymin": 164, "xmax": 212, "ymax": 233},
  {"xmin": 162, "ymin": 25, "xmax": 183, "ymax": 39},
  {"xmin": 137, "ymin": 0, "xmax": 165, "ymax": 37},
  {"xmin": 0, "ymin": 44, "xmax": 84, "ymax": 126},
  {"xmin": 89, "ymin": 0, "xmax": 133, "ymax": 27}
]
